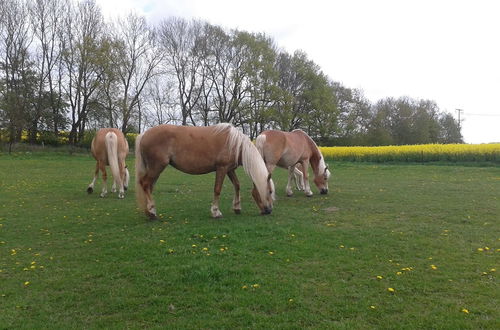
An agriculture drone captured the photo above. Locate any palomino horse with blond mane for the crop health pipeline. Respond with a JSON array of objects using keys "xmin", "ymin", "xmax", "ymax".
[
  {"xmin": 135, "ymin": 123, "xmax": 274, "ymax": 219},
  {"xmin": 255, "ymin": 129, "xmax": 331, "ymax": 197},
  {"xmin": 87, "ymin": 128, "xmax": 130, "ymax": 198}
]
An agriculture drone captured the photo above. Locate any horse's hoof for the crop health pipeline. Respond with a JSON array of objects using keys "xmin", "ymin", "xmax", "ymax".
[
  {"xmin": 286, "ymin": 193, "xmax": 293, "ymax": 197},
  {"xmin": 100, "ymin": 193, "xmax": 106, "ymax": 198},
  {"xmin": 118, "ymin": 194, "xmax": 125, "ymax": 199},
  {"xmin": 87, "ymin": 187, "xmax": 93, "ymax": 194},
  {"xmin": 305, "ymin": 193, "xmax": 313, "ymax": 197},
  {"xmin": 124, "ymin": 186, "xmax": 128, "ymax": 191},
  {"xmin": 234, "ymin": 209, "xmax": 241, "ymax": 214},
  {"xmin": 212, "ymin": 210, "xmax": 223, "ymax": 218}
]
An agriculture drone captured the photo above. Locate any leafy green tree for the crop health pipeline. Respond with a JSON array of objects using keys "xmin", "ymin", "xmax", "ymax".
[{"xmin": 438, "ymin": 112, "xmax": 462, "ymax": 143}]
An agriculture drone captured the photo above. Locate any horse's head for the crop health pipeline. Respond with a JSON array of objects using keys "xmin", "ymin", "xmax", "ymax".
[
  {"xmin": 252, "ymin": 173, "xmax": 274, "ymax": 215},
  {"xmin": 314, "ymin": 164, "xmax": 331, "ymax": 195}
]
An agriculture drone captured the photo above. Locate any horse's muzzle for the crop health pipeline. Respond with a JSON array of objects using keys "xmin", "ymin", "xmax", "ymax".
[
  {"xmin": 261, "ymin": 206, "xmax": 272, "ymax": 215},
  {"xmin": 320, "ymin": 188, "xmax": 328, "ymax": 195}
]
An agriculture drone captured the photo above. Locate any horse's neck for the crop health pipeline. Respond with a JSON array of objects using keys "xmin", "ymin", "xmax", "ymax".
[{"xmin": 303, "ymin": 135, "xmax": 322, "ymax": 174}]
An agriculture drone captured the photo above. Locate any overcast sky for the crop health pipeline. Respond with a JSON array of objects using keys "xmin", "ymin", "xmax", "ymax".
[{"xmin": 95, "ymin": 0, "xmax": 500, "ymax": 144}]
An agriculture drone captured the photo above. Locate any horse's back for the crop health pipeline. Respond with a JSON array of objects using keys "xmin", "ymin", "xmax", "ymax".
[
  {"xmin": 139, "ymin": 124, "xmax": 234, "ymax": 174},
  {"xmin": 259, "ymin": 130, "xmax": 309, "ymax": 167},
  {"xmin": 91, "ymin": 128, "xmax": 129, "ymax": 163}
]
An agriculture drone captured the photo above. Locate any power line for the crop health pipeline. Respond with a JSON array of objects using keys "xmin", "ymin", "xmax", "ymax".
[{"xmin": 463, "ymin": 113, "xmax": 500, "ymax": 117}]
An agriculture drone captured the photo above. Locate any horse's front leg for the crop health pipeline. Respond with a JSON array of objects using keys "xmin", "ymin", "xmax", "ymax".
[
  {"xmin": 227, "ymin": 170, "xmax": 241, "ymax": 214},
  {"xmin": 87, "ymin": 162, "xmax": 99, "ymax": 194},
  {"xmin": 211, "ymin": 167, "xmax": 227, "ymax": 218},
  {"xmin": 300, "ymin": 161, "xmax": 313, "ymax": 197}
]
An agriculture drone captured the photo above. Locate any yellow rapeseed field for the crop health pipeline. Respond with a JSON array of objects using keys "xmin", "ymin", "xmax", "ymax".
[{"xmin": 319, "ymin": 143, "xmax": 500, "ymax": 162}]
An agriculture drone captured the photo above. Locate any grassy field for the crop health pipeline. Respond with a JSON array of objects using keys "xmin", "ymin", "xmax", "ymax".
[{"xmin": 0, "ymin": 152, "xmax": 499, "ymax": 329}]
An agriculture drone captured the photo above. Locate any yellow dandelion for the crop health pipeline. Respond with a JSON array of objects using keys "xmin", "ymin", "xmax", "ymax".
[
  {"xmin": 396, "ymin": 271, "xmax": 402, "ymax": 275},
  {"xmin": 160, "ymin": 240, "xmax": 165, "ymax": 243},
  {"xmin": 268, "ymin": 251, "xmax": 274, "ymax": 255},
  {"xmin": 387, "ymin": 287, "xmax": 395, "ymax": 293},
  {"xmin": 202, "ymin": 247, "xmax": 208, "ymax": 251},
  {"xmin": 490, "ymin": 268, "xmax": 496, "ymax": 272},
  {"xmin": 242, "ymin": 285, "xmax": 248, "ymax": 289},
  {"xmin": 252, "ymin": 284, "xmax": 260, "ymax": 288},
  {"xmin": 289, "ymin": 298, "xmax": 294, "ymax": 302},
  {"xmin": 376, "ymin": 275, "xmax": 383, "ymax": 280},
  {"xmin": 477, "ymin": 248, "xmax": 484, "ymax": 252},
  {"xmin": 431, "ymin": 265, "xmax": 438, "ymax": 270},
  {"xmin": 192, "ymin": 244, "xmax": 197, "ymax": 248},
  {"xmin": 370, "ymin": 305, "xmax": 376, "ymax": 309},
  {"xmin": 24, "ymin": 281, "xmax": 30, "ymax": 286},
  {"xmin": 484, "ymin": 246, "xmax": 490, "ymax": 251},
  {"xmin": 461, "ymin": 308, "xmax": 469, "ymax": 314}
]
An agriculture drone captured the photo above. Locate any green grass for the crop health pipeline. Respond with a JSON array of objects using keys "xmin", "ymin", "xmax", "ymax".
[{"xmin": 1, "ymin": 152, "xmax": 499, "ymax": 329}]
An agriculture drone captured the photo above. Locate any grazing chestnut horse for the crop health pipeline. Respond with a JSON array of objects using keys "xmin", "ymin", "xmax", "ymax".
[
  {"xmin": 256, "ymin": 129, "xmax": 330, "ymax": 197},
  {"xmin": 135, "ymin": 123, "xmax": 274, "ymax": 219},
  {"xmin": 87, "ymin": 128, "xmax": 130, "ymax": 198}
]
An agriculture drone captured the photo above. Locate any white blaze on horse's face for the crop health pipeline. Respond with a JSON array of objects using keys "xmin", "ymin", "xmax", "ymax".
[
  {"xmin": 252, "ymin": 174, "xmax": 274, "ymax": 215},
  {"xmin": 314, "ymin": 157, "xmax": 331, "ymax": 195}
]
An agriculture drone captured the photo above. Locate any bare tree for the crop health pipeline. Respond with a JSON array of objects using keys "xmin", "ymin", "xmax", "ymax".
[
  {"xmin": 158, "ymin": 17, "xmax": 206, "ymax": 126},
  {"xmin": 29, "ymin": 0, "xmax": 66, "ymax": 142},
  {"xmin": 60, "ymin": 0, "xmax": 107, "ymax": 144},
  {"xmin": 204, "ymin": 27, "xmax": 253, "ymax": 124},
  {"xmin": 143, "ymin": 75, "xmax": 178, "ymax": 128},
  {"xmin": 109, "ymin": 13, "xmax": 163, "ymax": 133},
  {"xmin": 0, "ymin": 0, "xmax": 34, "ymax": 149}
]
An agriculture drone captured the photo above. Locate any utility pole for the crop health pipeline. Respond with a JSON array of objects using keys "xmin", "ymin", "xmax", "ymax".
[{"xmin": 455, "ymin": 108, "xmax": 464, "ymax": 130}]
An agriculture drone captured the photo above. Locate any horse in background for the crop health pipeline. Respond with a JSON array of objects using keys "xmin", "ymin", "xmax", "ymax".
[
  {"xmin": 87, "ymin": 128, "xmax": 130, "ymax": 199},
  {"xmin": 255, "ymin": 129, "xmax": 331, "ymax": 197},
  {"xmin": 135, "ymin": 123, "xmax": 274, "ymax": 219}
]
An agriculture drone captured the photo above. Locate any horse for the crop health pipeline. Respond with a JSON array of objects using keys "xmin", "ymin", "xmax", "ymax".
[
  {"xmin": 87, "ymin": 128, "xmax": 130, "ymax": 199},
  {"xmin": 135, "ymin": 123, "xmax": 274, "ymax": 219},
  {"xmin": 255, "ymin": 129, "xmax": 331, "ymax": 197}
]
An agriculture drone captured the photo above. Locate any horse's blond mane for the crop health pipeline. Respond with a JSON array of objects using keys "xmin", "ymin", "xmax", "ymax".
[
  {"xmin": 293, "ymin": 129, "xmax": 329, "ymax": 177},
  {"xmin": 213, "ymin": 123, "xmax": 271, "ymax": 199}
]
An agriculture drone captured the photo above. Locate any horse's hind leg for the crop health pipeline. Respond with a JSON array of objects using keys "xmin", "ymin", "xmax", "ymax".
[
  {"xmin": 99, "ymin": 162, "xmax": 108, "ymax": 197},
  {"xmin": 123, "ymin": 165, "xmax": 130, "ymax": 191},
  {"xmin": 293, "ymin": 164, "xmax": 304, "ymax": 191},
  {"xmin": 300, "ymin": 161, "xmax": 313, "ymax": 197},
  {"xmin": 227, "ymin": 170, "xmax": 241, "ymax": 214},
  {"xmin": 211, "ymin": 167, "xmax": 227, "ymax": 218},
  {"xmin": 87, "ymin": 162, "xmax": 99, "ymax": 194},
  {"xmin": 137, "ymin": 162, "xmax": 167, "ymax": 220},
  {"xmin": 116, "ymin": 162, "xmax": 126, "ymax": 199},
  {"xmin": 286, "ymin": 166, "xmax": 296, "ymax": 197}
]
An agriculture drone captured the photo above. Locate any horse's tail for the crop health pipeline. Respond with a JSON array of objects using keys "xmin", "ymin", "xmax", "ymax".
[
  {"xmin": 105, "ymin": 131, "xmax": 122, "ymax": 189},
  {"xmin": 135, "ymin": 133, "xmax": 147, "ymax": 212}
]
